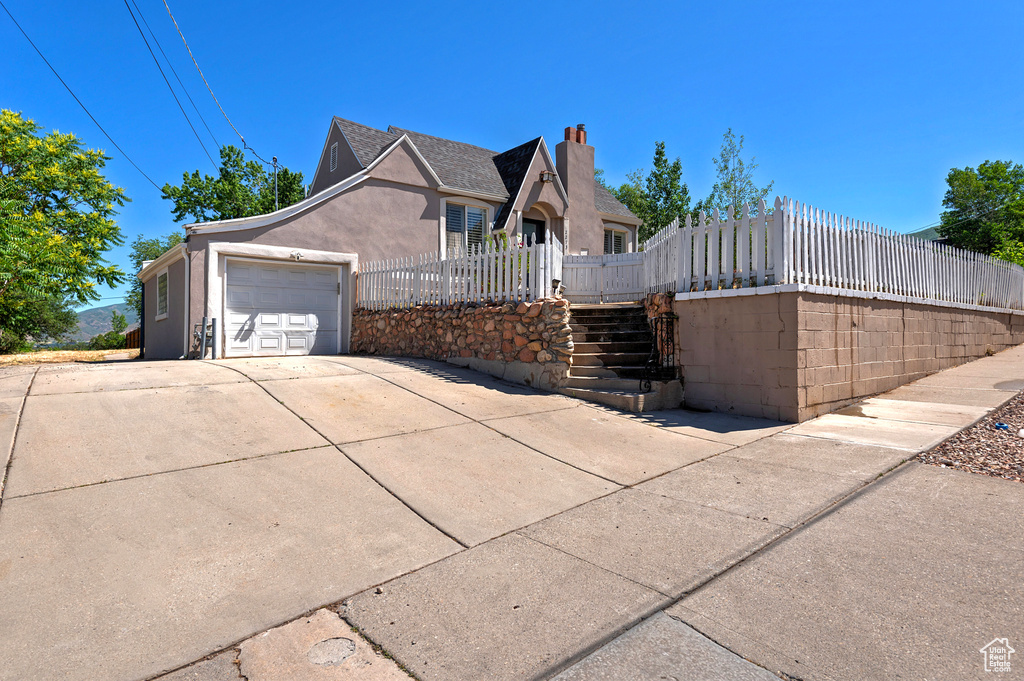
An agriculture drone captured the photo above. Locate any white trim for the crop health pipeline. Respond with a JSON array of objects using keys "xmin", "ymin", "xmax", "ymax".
[
  {"xmin": 603, "ymin": 226, "xmax": 631, "ymax": 254},
  {"xmin": 155, "ymin": 268, "xmax": 169, "ymax": 321},
  {"xmin": 206, "ymin": 242, "xmax": 357, "ymax": 358},
  {"xmin": 138, "ymin": 244, "xmax": 186, "ymax": 282},
  {"xmin": 674, "ymin": 282, "xmax": 1024, "ymax": 316}
]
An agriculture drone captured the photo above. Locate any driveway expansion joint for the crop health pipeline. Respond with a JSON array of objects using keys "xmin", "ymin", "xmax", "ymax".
[{"xmin": 0, "ymin": 366, "xmax": 37, "ymax": 514}]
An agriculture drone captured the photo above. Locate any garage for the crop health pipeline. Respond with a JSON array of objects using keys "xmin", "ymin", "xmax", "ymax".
[{"xmin": 224, "ymin": 259, "xmax": 341, "ymax": 357}]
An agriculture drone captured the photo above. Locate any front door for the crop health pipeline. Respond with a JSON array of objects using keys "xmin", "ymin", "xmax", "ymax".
[{"xmin": 522, "ymin": 218, "xmax": 546, "ymax": 245}]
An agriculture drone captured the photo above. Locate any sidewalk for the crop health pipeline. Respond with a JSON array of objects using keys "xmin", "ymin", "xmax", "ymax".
[{"xmin": 336, "ymin": 346, "xmax": 1024, "ymax": 681}]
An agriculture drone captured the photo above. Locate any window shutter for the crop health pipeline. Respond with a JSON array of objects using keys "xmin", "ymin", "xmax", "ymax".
[
  {"xmin": 157, "ymin": 273, "xmax": 168, "ymax": 316},
  {"xmin": 604, "ymin": 230, "xmax": 613, "ymax": 254},
  {"xmin": 614, "ymin": 232, "xmax": 624, "ymax": 254},
  {"xmin": 330, "ymin": 143, "xmax": 338, "ymax": 172},
  {"xmin": 466, "ymin": 207, "xmax": 484, "ymax": 248},
  {"xmin": 446, "ymin": 230, "xmax": 463, "ymax": 255},
  {"xmin": 446, "ymin": 203, "xmax": 465, "ymax": 233}
]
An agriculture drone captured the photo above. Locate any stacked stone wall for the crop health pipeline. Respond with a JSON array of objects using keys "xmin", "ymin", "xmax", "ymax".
[{"xmin": 350, "ymin": 298, "xmax": 573, "ymax": 389}]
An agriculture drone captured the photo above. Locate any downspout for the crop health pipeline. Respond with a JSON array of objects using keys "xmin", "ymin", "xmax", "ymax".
[
  {"xmin": 181, "ymin": 244, "xmax": 190, "ymax": 359},
  {"xmin": 140, "ymin": 281, "xmax": 145, "ymax": 359}
]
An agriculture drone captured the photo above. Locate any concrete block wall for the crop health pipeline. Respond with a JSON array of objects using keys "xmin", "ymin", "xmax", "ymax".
[{"xmin": 675, "ymin": 290, "xmax": 1024, "ymax": 423}]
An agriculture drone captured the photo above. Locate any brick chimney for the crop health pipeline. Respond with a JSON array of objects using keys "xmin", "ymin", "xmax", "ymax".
[{"xmin": 556, "ymin": 124, "xmax": 601, "ymax": 255}]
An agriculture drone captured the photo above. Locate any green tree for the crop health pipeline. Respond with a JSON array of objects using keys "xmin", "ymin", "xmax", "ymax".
[
  {"xmin": 938, "ymin": 160, "xmax": 1024, "ymax": 255},
  {"xmin": 126, "ymin": 231, "xmax": 184, "ymax": 319},
  {"xmin": 607, "ymin": 142, "xmax": 690, "ymax": 242},
  {"xmin": 0, "ymin": 294, "xmax": 78, "ymax": 354},
  {"xmin": 162, "ymin": 145, "xmax": 305, "ymax": 223},
  {"xmin": 699, "ymin": 128, "xmax": 774, "ymax": 218},
  {"xmin": 0, "ymin": 110, "xmax": 126, "ymax": 347},
  {"xmin": 110, "ymin": 309, "xmax": 128, "ymax": 335}
]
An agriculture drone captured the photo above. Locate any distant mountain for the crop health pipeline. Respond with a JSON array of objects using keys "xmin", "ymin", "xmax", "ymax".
[
  {"xmin": 72, "ymin": 303, "xmax": 139, "ymax": 342},
  {"xmin": 908, "ymin": 226, "xmax": 941, "ymax": 241}
]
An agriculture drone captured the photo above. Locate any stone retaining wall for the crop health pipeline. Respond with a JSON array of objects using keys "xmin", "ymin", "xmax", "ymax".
[{"xmin": 350, "ymin": 298, "xmax": 573, "ymax": 390}]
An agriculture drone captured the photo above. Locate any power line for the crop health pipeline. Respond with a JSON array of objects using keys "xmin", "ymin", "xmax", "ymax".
[
  {"xmin": 122, "ymin": 0, "xmax": 217, "ymax": 170},
  {"xmin": 128, "ymin": 0, "xmax": 221, "ymax": 152},
  {"xmin": 161, "ymin": 0, "xmax": 273, "ymax": 167},
  {"xmin": 0, "ymin": 0, "xmax": 162, "ymax": 192}
]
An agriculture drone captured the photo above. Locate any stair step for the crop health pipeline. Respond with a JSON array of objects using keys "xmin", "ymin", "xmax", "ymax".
[
  {"xmin": 572, "ymin": 352, "xmax": 651, "ymax": 366},
  {"xmin": 574, "ymin": 341, "xmax": 652, "ymax": 354},
  {"xmin": 564, "ymin": 376, "xmax": 644, "ymax": 391},
  {"xmin": 558, "ymin": 386, "xmax": 645, "ymax": 412},
  {"xmin": 571, "ymin": 332, "xmax": 652, "ymax": 343},
  {"xmin": 569, "ymin": 365, "xmax": 648, "ymax": 379}
]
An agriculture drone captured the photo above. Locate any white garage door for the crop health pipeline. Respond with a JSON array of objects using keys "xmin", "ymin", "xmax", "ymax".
[{"xmin": 224, "ymin": 259, "xmax": 340, "ymax": 357}]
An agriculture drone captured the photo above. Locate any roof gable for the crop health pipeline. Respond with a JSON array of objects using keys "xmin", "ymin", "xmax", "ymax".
[
  {"xmin": 389, "ymin": 126, "xmax": 509, "ymax": 199},
  {"xmin": 334, "ymin": 117, "xmax": 399, "ymax": 167}
]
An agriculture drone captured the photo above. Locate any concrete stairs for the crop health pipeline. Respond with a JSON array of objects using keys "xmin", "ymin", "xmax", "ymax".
[{"xmin": 559, "ymin": 303, "xmax": 682, "ymax": 412}]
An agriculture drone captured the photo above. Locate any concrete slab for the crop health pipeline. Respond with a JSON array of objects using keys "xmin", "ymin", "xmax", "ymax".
[
  {"xmin": 670, "ymin": 463, "xmax": 1024, "ymax": 681},
  {"xmin": 637, "ymin": 455, "xmax": 864, "ymax": 528},
  {"xmin": 381, "ymin": 364, "xmax": 577, "ymax": 421},
  {"xmin": 0, "ymin": 397, "xmax": 23, "ymax": 499},
  {"xmin": 484, "ymin": 406, "xmax": 733, "ymax": 485},
  {"xmin": 344, "ymin": 533, "xmax": 665, "ymax": 681},
  {"xmin": 6, "ymin": 382, "xmax": 329, "ymax": 497},
  {"xmin": 0, "ymin": 370, "xmax": 33, "ymax": 399},
  {"xmin": 156, "ymin": 651, "xmax": 241, "ymax": 680},
  {"xmin": 30, "ymin": 360, "xmax": 244, "ymax": 395},
  {"xmin": 724, "ymin": 432, "xmax": 911, "ymax": 481},
  {"xmin": 342, "ymin": 422, "xmax": 618, "ymax": 546},
  {"xmin": 521, "ymin": 488, "xmax": 782, "ymax": 596},
  {"xmin": 261, "ymin": 374, "xmax": 469, "ymax": 444},
  {"xmin": 626, "ymin": 409, "xmax": 791, "ymax": 446},
  {"xmin": 787, "ymin": 413, "xmax": 960, "ymax": 451},
  {"xmin": 0, "ymin": 365, "xmax": 37, "ymax": 378},
  {"xmin": 911, "ymin": 371, "xmax": 1024, "ymax": 391},
  {"xmin": 836, "ymin": 397, "xmax": 990, "ymax": 427},
  {"xmin": 327, "ymin": 355, "xmax": 437, "ymax": 374},
  {"xmin": 880, "ymin": 383, "xmax": 1016, "ymax": 408},
  {"xmin": 237, "ymin": 609, "xmax": 410, "ymax": 680},
  {"xmin": 211, "ymin": 357, "xmax": 362, "ymax": 382},
  {"xmin": 552, "ymin": 611, "xmax": 779, "ymax": 681},
  {"xmin": 0, "ymin": 448, "xmax": 459, "ymax": 681}
]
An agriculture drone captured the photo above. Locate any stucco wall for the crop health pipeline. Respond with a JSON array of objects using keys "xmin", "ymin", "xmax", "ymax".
[
  {"xmin": 556, "ymin": 139, "xmax": 602, "ymax": 255},
  {"xmin": 142, "ymin": 257, "xmax": 187, "ymax": 360},
  {"xmin": 308, "ymin": 121, "xmax": 362, "ymax": 196},
  {"xmin": 675, "ymin": 290, "xmax": 1024, "ymax": 422}
]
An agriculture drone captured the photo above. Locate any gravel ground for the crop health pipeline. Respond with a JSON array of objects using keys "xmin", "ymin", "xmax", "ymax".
[
  {"xmin": 919, "ymin": 391, "xmax": 1024, "ymax": 483},
  {"xmin": 0, "ymin": 349, "xmax": 140, "ymax": 367}
]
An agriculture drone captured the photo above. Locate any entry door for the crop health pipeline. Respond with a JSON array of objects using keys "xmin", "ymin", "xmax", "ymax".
[{"xmin": 224, "ymin": 259, "xmax": 339, "ymax": 357}]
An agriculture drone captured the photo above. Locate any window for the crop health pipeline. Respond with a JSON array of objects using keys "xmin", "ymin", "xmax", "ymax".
[
  {"xmin": 156, "ymin": 270, "xmax": 169, "ymax": 320},
  {"xmin": 446, "ymin": 203, "xmax": 485, "ymax": 254},
  {"xmin": 330, "ymin": 142, "xmax": 338, "ymax": 172},
  {"xmin": 604, "ymin": 229, "xmax": 626, "ymax": 254}
]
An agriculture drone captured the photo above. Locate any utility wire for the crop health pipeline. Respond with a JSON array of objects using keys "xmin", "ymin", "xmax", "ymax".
[
  {"xmin": 0, "ymin": 0, "xmax": 162, "ymax": 192},
  {"xmin": 161, "ymin": 0, "xmax": 273, "ymax": 167},
  {"xmin": 122, "ymin": 0, "xmax": 217, "ymax": 170},
  {"xmin": 128, "ymin": 0, "xmax": 221, "ymax": 152}
]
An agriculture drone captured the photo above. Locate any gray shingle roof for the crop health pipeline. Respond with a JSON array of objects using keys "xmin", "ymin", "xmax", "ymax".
[
  {"xmin": 388, "ymin": 126, "xmax": 509, "ymax": 199},
  {"xmin": 331, "ymin": 117, "xmax": 638, "ymax": 225},
  {"xmin": 594, "ymin": 182, "xmax": 636, "ymax": 219},
  {"xmin": 332, "ymin": 118, "xmax": 398, "ymax": 167},
  {"xmin": 492, "ymin": 137, "xmax": 542, "ymax": 230}
]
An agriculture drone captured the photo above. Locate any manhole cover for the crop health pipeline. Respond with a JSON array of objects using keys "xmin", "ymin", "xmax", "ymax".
[{"xmin": 307, "ymin": 637, "xmax": 356, "ymax": 666}]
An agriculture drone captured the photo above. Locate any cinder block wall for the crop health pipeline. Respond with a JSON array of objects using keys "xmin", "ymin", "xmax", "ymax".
[{"xmin": 675, "ymin": 291, "xmax": 1024, "ymax": 423}]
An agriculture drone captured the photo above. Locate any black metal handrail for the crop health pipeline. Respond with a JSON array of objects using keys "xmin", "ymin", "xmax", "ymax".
[{"xmin": 640, "ymin": 313, "xmax": 677, "ymax": 393}]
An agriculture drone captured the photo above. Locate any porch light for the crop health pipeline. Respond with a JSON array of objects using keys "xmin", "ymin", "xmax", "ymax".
[{"xmin": 539, "ymin": 170, "xmax": 556, "ymax": 183}]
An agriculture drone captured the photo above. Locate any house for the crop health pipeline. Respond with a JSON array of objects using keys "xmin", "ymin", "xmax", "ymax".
[{"xmin": 137, "ymin": 120, "xmax": 641, "ymax": 360}]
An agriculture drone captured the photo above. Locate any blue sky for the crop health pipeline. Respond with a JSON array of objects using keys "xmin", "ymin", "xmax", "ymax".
[{"xmin": 3, "ymin": 0, "xmax": 1022, "ymax": 309}]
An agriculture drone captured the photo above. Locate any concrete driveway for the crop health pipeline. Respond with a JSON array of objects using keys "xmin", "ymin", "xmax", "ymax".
[{"xmin": 0, "ymin": 355, "xmax": 756, "ymax": 681}]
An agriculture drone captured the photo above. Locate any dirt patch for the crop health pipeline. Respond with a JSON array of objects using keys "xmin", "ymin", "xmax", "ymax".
[
  {"xmin": 919, "ymin": 391, "xmax": 1024, "ymax": 483},
  {"xmin": 0, "ymin": 349, "xmax": 140, "ymax": 367}
]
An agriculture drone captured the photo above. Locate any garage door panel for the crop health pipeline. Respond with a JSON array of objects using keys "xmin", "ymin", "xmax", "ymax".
[{"xmin": 224, "ymin": 260, "xmax": 340, "ymax": 358}]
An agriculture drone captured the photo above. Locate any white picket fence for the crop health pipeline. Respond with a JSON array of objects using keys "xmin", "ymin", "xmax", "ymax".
[
  {"xmin": 359, "ymin": 197, "xmax": 1024, "ymax": 312},
  {"xmin": 358, "ymin": 237, "xmax": 564, "ymax": 310},
  {"xmin": 669, "ymin": 196, "xmax": 1024, "ymax": 310},
  {"xmin": 562, "ymin": 252, "xmax": 645, "ymax": 303}
]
